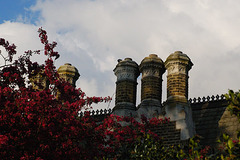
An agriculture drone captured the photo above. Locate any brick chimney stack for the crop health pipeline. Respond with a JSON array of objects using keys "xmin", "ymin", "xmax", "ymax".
[
  {"xmin": 164, "ymin": 51, "xmax": 195, "ymax": 140},
  {"xmin": 139, "ymin": 54, "xmax": 165, "ymax": 106},
  {"xmin": 113, "ymin": 58, "xmax": 139, "ymax": 111},
  {"xmin": 30, "ymin": 70, "xmax": 49, "ymax": 91},
  {"xmin": 164, "ymin": 51, "xmax": 193, "ymax": 104}
]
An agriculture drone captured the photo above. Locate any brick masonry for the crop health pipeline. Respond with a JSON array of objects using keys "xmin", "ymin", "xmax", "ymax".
[
  {"xmin": 139, "ymin": 54, "xmax": 165, "ymax": 105},
  {"xmin": 30, "ymin": 71, "xmax": 49, "ymax": 91},
  {"xmin": 151, "ymin": 121, "xmax": 181, "ymax": 146},
  {"xmin": 82, "ymin": 98, "xmax": 240, "ymax": 147},
  {"xmin": 113, "ymin": 58, "xmax": 139, "ymax": 112},
  {"xmin": 167, "ymin": 74, "xmax": 189, "ymax": 98},
  {"xmin": 115, "ymin": 80, "xmax": 137, "ymax": 105},
  {"xmin": 164, "ymin": 51, "xmax": 193, "ymax": 104},
  {"xmin": 76, "ymin": 51, "xmax": 239, "ymax": 147},
  {"xmin": 141, "ymin": 76, "xmax": 162, "ymax": 102}
]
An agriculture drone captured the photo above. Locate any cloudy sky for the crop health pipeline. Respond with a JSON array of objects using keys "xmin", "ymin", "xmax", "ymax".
[{"xmin": 1, "ymin": 0, "xmax": 240, "ymax": 110}]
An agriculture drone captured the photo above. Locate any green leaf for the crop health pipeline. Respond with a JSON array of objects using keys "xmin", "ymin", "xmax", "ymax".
[
  {"xmin": 223, "ymin": 133, "xmax": 229, "ymax": 141},
  {"xmin": 225, "ymin": 93, "xmax": 230, "ymax": 100},
  {"xmin": 229, "ymin": 90, "xmax": 234, "ymax": 98},
  {"xmin": 227, "ymin": 139, "xmax": 234, "ymax": 150},
  {"xmin": 147, "ymin": 133, "xmax": 150, "ymax": 139},
  {"xmin": 221, "ymin": 154, "xmax": 224, "ymax": 160},
  {"xmin": 190, "ymin": 138, "xmax": 194, "ymax": 144}
]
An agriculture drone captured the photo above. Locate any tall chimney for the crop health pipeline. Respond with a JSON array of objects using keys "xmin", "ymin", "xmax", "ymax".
[
  {"xmin": 165, "ymin": 51, "xmax": 193, "ymax": 104},
  {"xmin": 30, "ymin": 70, "xmax": 49, "ymax": 91},
  {"xmin": 139, "ymin": 54, "xmax": 165, "ymax": 106},
  {"xmin": 164, "ymin": 51, "xmax": 195, "ymax": 140},
  {"xmin": 113, "ymin": 58, "xmax": 139, "ymax": 111}
]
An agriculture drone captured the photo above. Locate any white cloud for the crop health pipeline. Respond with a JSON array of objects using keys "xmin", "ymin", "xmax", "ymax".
[
  {"xmin": 1, "ymin": 0, "xmax": 240, "ymax": 110},
  {"xmin": 0, "ymin": 21, "xmax": 44, "ymax": 65}
]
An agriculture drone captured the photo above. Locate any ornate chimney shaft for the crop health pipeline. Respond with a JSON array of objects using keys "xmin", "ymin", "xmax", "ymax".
[
  {"xmin": 164, "ymin": 51, "xmax": 195, "ymax": 140},
  {"xmin": 57, "ymin": 63, "xmax": 80, "ymax": 87},
  {"xmin": 139, "ymin": 54, "xmax": 165, "ymax": 106},
  {"xmin": 165, "ymin": 51, "xmax": 193, "ymax": 104},
  {"xmin": 30, "ymin": 70, "xmax": 49, "ymax": 91},
  {"xmin": 113, "ymin": 58, "xmax": 139, "ymax": 111}
]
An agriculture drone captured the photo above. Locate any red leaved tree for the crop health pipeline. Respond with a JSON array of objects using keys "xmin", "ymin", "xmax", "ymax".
[
  {"xmin": 0, "ymin": 28, "xmax": 166, "ymax": 160},
  {"xmin": 0, "ymin": 28, "xmax": 109, "ymax": 159}
]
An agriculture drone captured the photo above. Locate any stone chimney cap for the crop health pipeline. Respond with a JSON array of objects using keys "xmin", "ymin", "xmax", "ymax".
[
  {"xmin": 114, "ymin": 57, "xmax": 138, "ymax": 71},
  {"xmin": 149, "ymin": 54, "xmax": 158, "ymax": 58},
  {"xmin": 140, "ymin": 54, "xmax": 164, "ymax": 64},
  {"xmin": 113, "ymin": 57, "xmax": 139, "ymax": 78},
  {"xmin": 166, "ymin": 51, "xmax": 190, "ymax": 61},
  {"xmin": 57, "ymin": 63, "xmax": 80, "ymax": 78},
  {"xmin": 124, "ymin": 58, "xmax": 132, "ymax": 61},
  {"xmin": 165, "ymin": 51, "xmax": 193, "ymax": 68},
  {"xmin": 139, "ymin": 54, "xmax": 165, "ymax": 72}
]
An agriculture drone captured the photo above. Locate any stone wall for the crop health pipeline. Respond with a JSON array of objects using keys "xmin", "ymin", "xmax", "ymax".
[{"xmin": 219, "ymin": 109, "xmax": 240, "ymax": 140}]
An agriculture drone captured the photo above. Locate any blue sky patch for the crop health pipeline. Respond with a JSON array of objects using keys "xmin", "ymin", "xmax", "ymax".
[{"xmin": 0, "ymin": 0, "xmax": 38, "ymax": 23}]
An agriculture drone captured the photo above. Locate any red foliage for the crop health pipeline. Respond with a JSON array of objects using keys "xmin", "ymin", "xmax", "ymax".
[
  {"xmin": 0, "ymin": 28, "xmax": 165, "ymax": 159},
  {"xmin": 0, "ymin": 38, "xmax": 16, "ymax": 62}
]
